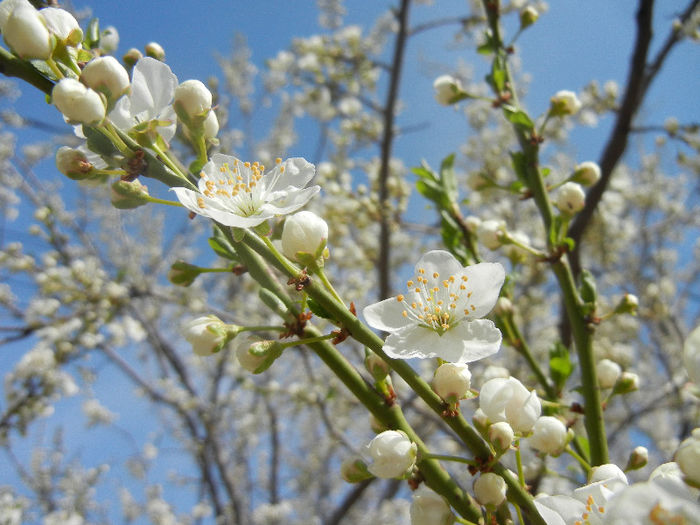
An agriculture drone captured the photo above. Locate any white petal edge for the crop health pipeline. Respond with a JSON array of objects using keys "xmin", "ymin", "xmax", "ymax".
[{"xmin": 462, "ymin": 262, "xmax": 506, "ymax": 319}]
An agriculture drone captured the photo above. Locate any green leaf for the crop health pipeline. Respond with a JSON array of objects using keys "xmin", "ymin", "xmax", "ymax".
[
  {"xmin": 549, "ymin": 342, "xmax": 574, "ymax": 391},
  {"xmin": 579, "ymin": 269, "xmax": 597, "ymax": 305},
  {"xmin": 503, "ymin": 107, "xmax": 535, "ymax": 131},
  {"xmin": 85, "ymin": 18, "xmax": 100, "ymax": 49},
  {"xmin": 84, "ymin": 126, "xmax": 119, "ymax": 158},
  {"xmin": 439, "ymin": 153, "xmax": 458, "ymax": 204},
  {"xmin": 415, "ymin": 179, "xmax": 442, "ymax": 205},
  {"xmin": 307, "ymin": 298, "xmax": 333, "ymax": 320}
]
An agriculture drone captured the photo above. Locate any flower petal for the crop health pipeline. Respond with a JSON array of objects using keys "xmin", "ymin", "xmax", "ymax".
[
  {"xmin": 445, "ymin": 319, "xmax": 502, "ymax": 363},
  {"xmin": 265, "ymin": 185, "xmax": 320, "ymax": 215},
  {"xmin": 363, "ymin": 297, "xmax": 410, "ymax": 332},
  {"xmin": 278, "ymin": 157, "xmax": 316, "ymax": 189},
  {"xmin": 383, "ymin": 325, "xmax": 445, "ymax": 360},
  {"xmin": 130, "ymin": 57, "xmax": 177, "ymax": 119},
  {"xmin": 414, "ymin": 250, "xmax": 464, "ymax": 288},
  {"xmin": 171, "ymin": 187, "xmax": 271, "ymax": 227},
  {"xmin": 462, "ymin": 262, "xmax": 505, "ymax": 319}
]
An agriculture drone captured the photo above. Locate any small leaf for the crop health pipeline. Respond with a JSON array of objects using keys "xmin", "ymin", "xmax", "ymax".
[
  {"xmin": 85, "ymin": 18, "xmax": 100, "ymax": 49},
  {"xmin": 439, "ymin": 153, "xmax": 458, "ymax": 204},
  {"xmin": 504, "ymin": 108, "xmax": 534, "ymax": 131},
  {"xmin": 84, "ymin": 126, "xmax": 119, "ymax": 158}
]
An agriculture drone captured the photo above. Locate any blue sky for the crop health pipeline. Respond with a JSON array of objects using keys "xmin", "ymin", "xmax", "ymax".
[{"xmin": 2, "ymin": 0, "xmax": 699, "ymax": 522}]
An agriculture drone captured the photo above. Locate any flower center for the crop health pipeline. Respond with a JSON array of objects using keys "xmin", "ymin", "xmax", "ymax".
[
  {"xmin": 395, "ymin": 267, "xmax": 476, "ymax": 335},
  {"xmin": 197, "ymin": 158, "xmax": 285, "ymax": 216}
]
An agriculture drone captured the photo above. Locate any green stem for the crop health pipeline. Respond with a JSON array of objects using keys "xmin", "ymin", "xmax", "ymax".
[
  {"xmin": 316, "ymin": 267, "xmax": 345, "ymax": 305},
  {"xmin": 566, "ymin": 445, "xmax": 591, "ymax": 474},
  {"xmin": 260, "ymin": 234, "xmax": 301, "ymax": 276},
  {"xmin": 151, "ymin": 143, "xmax": 190, "ymax": 181},
  {"xmin": 145, "ymin": 195, "xmax": 184, "ymax": 207},
  {"xmin": 240, "ymin": 325, "xmax": 286, "ymax": 333},
  {"xmin": 422, "ymin": 453, "xmax": 479, "ymax": 466},
  {"xmin": 480, "ymin": 0, "xmax": 608, "ymax": 466},
  {"xmin": 99, "ymin": 123, "xmax": 132, "ymax": 156},
  {"xmin": 514, "ymin": 439, "xmax": 526, "ymax": 487},
  {"xmin": 45, "ymin": 57, "xmax": 64, "ymax": 80}
]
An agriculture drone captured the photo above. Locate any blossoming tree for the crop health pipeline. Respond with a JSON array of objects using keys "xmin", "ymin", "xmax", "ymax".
[{"xmin": 0, "ymin": 0, "xmax": 699, "ymax": 523}]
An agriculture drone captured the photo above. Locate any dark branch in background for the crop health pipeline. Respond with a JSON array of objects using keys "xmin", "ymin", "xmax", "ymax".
[
  {"xmin": 377, "ymin": 0, "xmax": 411, "ymax": 301},
  {"xmin": 568, "ymin": 0, "xmax": 699, "ymax": 277},
  {"xmin": 325, "ymin": 479, "xmax": 375, "ymax": 525}
]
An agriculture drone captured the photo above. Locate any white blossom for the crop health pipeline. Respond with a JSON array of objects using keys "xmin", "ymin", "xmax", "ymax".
[
  {"xmin": 409, "ymin": 485, "xmax": 454, "ymax": 525},
  {"xmin": 479, "ymin": 376, "xmax": 541, "ymax": 433},
  {"xmin": 173, "ymin": 154, "xmax": 319, "ymax": 228},
  {"xmin": 363, "ymin": 250, "xmax": 504, "ymax": 363},
  {"xmin": 364, "ymin": 430, "xmax": 417, "ymax": 478}
]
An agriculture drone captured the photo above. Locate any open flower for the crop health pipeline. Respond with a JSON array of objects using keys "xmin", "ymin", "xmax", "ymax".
[
  {"xmin": 172, "ymin": 154, "xmax": 320, "ymax": 228},
  {"xmin": 108, "ymin": 57, "xmax": 178, "ymax": 142},
  {"xmin": 363, "ymin": 250, "xmax": 504, "ymax": 363}
]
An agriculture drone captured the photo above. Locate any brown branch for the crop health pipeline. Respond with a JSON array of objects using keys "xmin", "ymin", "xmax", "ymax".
[
  {"xmin": 568, "ymin": 0, "xmax": 699, "ymax": 276},
  {"xmin": 377, "ymin": 0, "xmax": 411, "ymax": 301}
]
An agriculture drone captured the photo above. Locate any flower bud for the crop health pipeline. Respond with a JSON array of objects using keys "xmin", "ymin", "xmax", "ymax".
[
  {"xmin": 432, "ymin": 363, "xmax": 471, "ymax": 403},
  {"xmin": 281, "ymin": 211, "xmax": 329, "ymax": 263},
  {"xmin": 488, "ymin": 421, "xmax": 514, "ymax": 453},
  {"xmin": 55, "ymin": 146, "xmax": 94, "ymax": 180},
  {"xmin": 675, "ymin": 428, "xmax": 700, "ymax": 486},
  {"xmin": 555, "ymin": 182, "xmax": 586, "ymax": 216},
  {"xmin": 183, "ymin": 315, "xmax": 229, "ymax": 356},
  {"xmin": 174, "ymin": 79, "xmax": 213, "ymax": 125},
  {"xmin": 52, "ymin": 78, "xmax": 106, "ymax": 125},
  {"xmin": 433, "ymin": 74, "xmax": 464, "ymax": 106},
  {"xmin": 625, "ymin": 446, "xmax": 648, "ymax": 471},
  {"xmin": 364, "ymin": 430, "xmax": 417, "ymax": 479},
  {"xmin": 110, "ymin": 179, "xmax": 150, "ymax": 209},
  {"xmin": 596, "ymin": 359, "xmax": 622, "ymax": 389},
  {"xmin": 613, "ymin": 293, "xmax": 639, "ymax": 315},
  {"xmin": 464, "ymin": 215, "xmax": 481, "ymax": 233},
  {"xmin": 168, "ymin": 260, "xmax": 203, "ymax": 287},
  {"xmin": 81, "ymin": 56, "xmax": 130, "ymax": 105},
  {"xmin": 40, "ymin": 7, "xmax": 81, "ymax": 46},
  {"xmin": 589, "ymin": 463, "xmax": 628, "ymax": 485},
  {"xmin": 529, "ymin": 416, "xmax": 568, "ymax": 456},
  {"xmin": 123, "ymin": 48, "xmax": 143, "ymax": 69},
  {"xmin": 340, "ymin": 456, "xmax": 372, "ymax": 483},
  {"xmin": 234, "ymin": 335, "xmax": 265, "ymax": 372},
  {"xmin": 365, "ymin": 351, "xmax": 390, "ymax": 382},
  {"xmin": 100, "ymin": 25, "xmax": 119, "ymax": 53},
  {"xmin": 477, "ymin": 220, "xmax": 506, "ymax": 250},
  {"xmin": 479, "ymin": 377, "xmax": 541, "ymax": 433},
  {"xmin": 520, "ymin": 6, "xmax": 539, "ymax": 29},
  {"xmin": 613, "ymin": 371, "xmax": 640, "ymax": 395},
  {"xmin": 572, "ymin": 161, "xmax": 601, "ymax": 186},
  {"xmin": 550, "ymin": 90, "xmax": 582, "ymax": 116},
  {"xmin": 3, "ymin": 4, "xmax": 50, "ymax": 59},
  {"xmin": 145, "ymin": 41, "xmax": 165, "ymax": 60},
  {"xmin": 683, "ymin": 325, "xmax": 700, "ymax": 386},
  {"xmin": 494, "ymin": 297, "xmax": 513, "ymax": 316},
  {"xmin": 236, "ymin": 339, "xmax": 284, "ymax": 374},
  {"xmin": 474, "ymin": 473, "xmax": 506, "ymax": 507},
  {"xmin": 410, "ymin": 485, "xmax": 455, "ymax": 525}
]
